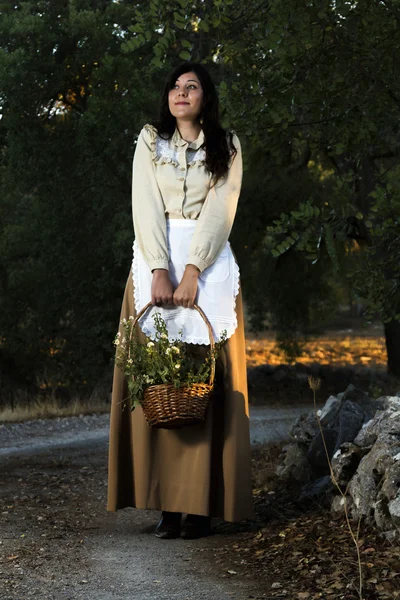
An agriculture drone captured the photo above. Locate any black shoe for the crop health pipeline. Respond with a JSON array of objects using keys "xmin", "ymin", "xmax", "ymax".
[
  {"xmin": 181, "ymin": 514, "xmax": 212, "ymax": 539},
  {"xmin": 154, "ymin": 511, "xmax": 182, "ymax": 539}
]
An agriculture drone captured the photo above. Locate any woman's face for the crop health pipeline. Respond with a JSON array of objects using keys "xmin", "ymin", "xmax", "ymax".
[{"xmin": 168, "ymin": 71, "xmax": 204, "ymax": 122}]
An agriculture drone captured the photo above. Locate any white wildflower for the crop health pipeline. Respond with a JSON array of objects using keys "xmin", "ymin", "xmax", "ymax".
[
  {"xmin": 147, "ymin": 341, "xmax": 155, "ymax": 348},
  {"xmin": 165, "ymin": 348, "xmax": 171, "ymax": 355},
  {"xmin": 171, "ymin": 346, "xmax": 180, "ymax": 354},
  {"xmin": 116, "ymin": 332, "xmax": 121, "ymax": 337},
  {"xmin": 175, "ymin": 363, "xmax": 180, "ymax": 369},
  {"xmin": 128, "ymin": 315, "xmax": 134, "ymax": 320},
  {"xmin": 161, "ymin": 333, "xmax": 168, "ymax": 339},
  {"xmin": 122, "ymin": 318, "xmax": 127, "ymax": 323},
  {"xmin": 114, "ymin": 339, "xmax": 120, "ymax": 346},
  {"xmin": 127, "ymin": 358, "xmax": 133, "ymax": 364}
]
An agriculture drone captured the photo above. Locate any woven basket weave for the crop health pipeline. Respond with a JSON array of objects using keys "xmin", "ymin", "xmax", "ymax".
[{"xmin": 129, "ymin": 301, "xmax": 215, "ymax": 429}]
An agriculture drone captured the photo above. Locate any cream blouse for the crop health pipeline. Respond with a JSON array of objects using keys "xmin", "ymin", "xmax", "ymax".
[{"xmin": 131, "ymin": 123, "xmax": 243, "ymax": 273}]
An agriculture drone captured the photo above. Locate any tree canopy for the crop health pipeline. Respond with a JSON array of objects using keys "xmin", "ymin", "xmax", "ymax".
[{"xmin": 1, "ymin": 0, "xmax": 400, "ymax": 403}]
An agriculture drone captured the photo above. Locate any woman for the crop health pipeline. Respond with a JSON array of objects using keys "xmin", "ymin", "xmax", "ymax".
[{"xmin": 107, "ymin": 62, "xmax": 254, "ymax": 539}]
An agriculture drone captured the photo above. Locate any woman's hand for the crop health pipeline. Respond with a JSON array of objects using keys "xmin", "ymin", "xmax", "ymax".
[
  {"xmin": 173, "ymin": 264, "xmax": 200, "ymax": 308},
  {"xmin": 151, "ymin": 269, "xmax": 174, "ymax": 306}
]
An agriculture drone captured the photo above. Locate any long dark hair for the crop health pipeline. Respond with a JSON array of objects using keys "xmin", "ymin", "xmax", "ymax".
[{"xmin": 152, "ymin": 62, "xmax": 237, "ymax": 184}]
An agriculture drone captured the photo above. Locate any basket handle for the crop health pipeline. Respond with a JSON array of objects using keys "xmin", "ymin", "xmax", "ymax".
[{"xmin": 129, "ymin": 302, "xmax": 216, "ymax": 387}]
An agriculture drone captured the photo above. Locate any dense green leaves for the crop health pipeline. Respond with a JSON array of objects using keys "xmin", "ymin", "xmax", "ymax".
[
  {"xmin": 2, "ymin": 0, "xmax": 400, "ymax": 399},
  {"xmin": 0, "ymin": 0, "xmax": 162, "ymax": 400}
]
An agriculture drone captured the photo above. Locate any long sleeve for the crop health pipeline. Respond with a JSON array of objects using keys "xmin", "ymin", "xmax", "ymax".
[
  {"xmin": 132, "ymin": 126, "xmax": 169, "ymax": 271},
  {"xmin": 186, "ymin": 132, "xmax": 243, "ymax": 272}
]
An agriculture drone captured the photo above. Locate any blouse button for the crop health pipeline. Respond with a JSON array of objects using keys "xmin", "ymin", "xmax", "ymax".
[
  {"xmin": 179, "ymin": 177, "xmax": 184, "ymax": 181},
  {"xmin": 180, "ymin": 167, "xmax": 185, "ymax": 171}
]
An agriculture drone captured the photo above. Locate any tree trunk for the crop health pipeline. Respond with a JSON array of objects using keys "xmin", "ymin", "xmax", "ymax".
[{"xmin": 384, "ymin": 319, "xmax": 400, "ymax": 377}]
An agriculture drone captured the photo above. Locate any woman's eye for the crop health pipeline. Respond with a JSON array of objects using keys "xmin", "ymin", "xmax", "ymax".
[{"xmin": 171, "ymin": 83, "xmax": 197, "ymax": 90}]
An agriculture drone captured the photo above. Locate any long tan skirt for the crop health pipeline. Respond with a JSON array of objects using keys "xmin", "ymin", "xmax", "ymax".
[{"xmin": 106, "ymin": 267, "xmax": 254, "ymax": 522}]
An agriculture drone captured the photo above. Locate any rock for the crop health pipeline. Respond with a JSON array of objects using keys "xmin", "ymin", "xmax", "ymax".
[
  {"xmin": 388, "ymin": 494, "xmax": 400, "ymax": 526},
  {"xmin": 275, "ymin": 385, "xmax": 400, "ymax": 536},
  {"xmin": 382, "ymin": 529, "xmax": 399, "ymax": 542},
  {"xmin": 307, "ymin": 428, "xmax": 338, "ymax": 474},
  {"xmin": 348, "ymin": 440, "xmax": 400, "ymax": 519},
  {"xmin": 343, "ymin": 383, "xmax": 370, "ymax": 404},
  {"xmin": 341, "ymin": 384, "xmax": 385, "ymax": 418},
  {"xmin": 374, "ymin": 498, "xmax": 392, "ymax": 530},
  {"xmin": 299, "ymin": 475, "xmax": 334, "ymax": 500},
  {"xmin": 353, "ymin": 419, "xmax": 377, "ymax": 448},
  {"xmin": 319, "ymin": 393, "xmax": 344, "ymax": 425},
  {"xmin": 380, "ymin": 460, "xmax": 400, "ymax": 501},
  {"xmin": 305, "ymin": 399, "xmax": 367, "ymax": 477},
  {"xmin": 331, "ymin": 442, "xmax": 368, "ymax": 487},
  {"xmin": 290, "ymin": 412, "xmax": 319, "ymax": 444},
  {"xmin": 333, "ymin": 400, "xmax": 366, "ymax": 452},
  {"xmin": 331, "ymin": 494, "xmax": 352, "ymax": 515},
  {"xmin": 276, "ymin": 443, "xmax": 311, "ymax": 482},
  {"xmin": 354, "ymin": 397, "xmax": 400, "ymax": 447}
]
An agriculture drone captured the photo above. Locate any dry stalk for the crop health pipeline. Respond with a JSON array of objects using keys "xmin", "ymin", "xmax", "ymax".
[{"xmin": 308, "ymin": 375, "xmax": 363, "ymax": 599}]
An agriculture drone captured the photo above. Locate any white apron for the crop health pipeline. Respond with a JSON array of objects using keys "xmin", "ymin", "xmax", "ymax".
[{"xmin": 131, "ymin": 219, "xmax": 240, "ymax": 345}]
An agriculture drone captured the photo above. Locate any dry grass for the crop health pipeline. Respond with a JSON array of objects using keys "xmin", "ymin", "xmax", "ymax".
[{"xmin": 0, "ymin": 394, "xmax": 110, "ymax": 423}]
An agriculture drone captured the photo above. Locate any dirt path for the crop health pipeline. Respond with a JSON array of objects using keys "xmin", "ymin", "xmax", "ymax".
[
  {"xmin": 0, "ymin": 405, "xmax": 317, "ymax": 459},
  {"xmin": 1, "ymin": 439, "xmax": 265, "ymax": 600},
  {"xmin": 1, "ymin": 406, "xmax": 319, "ymax": 599}
]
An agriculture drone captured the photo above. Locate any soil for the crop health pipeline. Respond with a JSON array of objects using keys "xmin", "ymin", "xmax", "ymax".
[
  {"xmin": 2, "ymin": 438, "xmax": 399, "ymax": 600},
  {"xmin": 0, "ymin": 439, "xmax": 260, "ymax": 600}
]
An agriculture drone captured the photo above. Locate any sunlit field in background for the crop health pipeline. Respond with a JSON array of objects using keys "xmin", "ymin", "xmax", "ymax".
[
  {"xmin": 1, "ymin": 318, "xmax": 395, "ymax": 422},
  {"xmin": 246, "ymin": 325, "xmax": 387, "ymax": 370}
]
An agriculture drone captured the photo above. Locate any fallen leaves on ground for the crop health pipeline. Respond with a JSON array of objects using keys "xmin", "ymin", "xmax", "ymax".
[{"xmin": 210, "ymin": 443, "xmax": 400, "ymax": 600}]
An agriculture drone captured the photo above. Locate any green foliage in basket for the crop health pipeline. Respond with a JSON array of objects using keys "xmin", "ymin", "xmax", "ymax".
[{"xmin": 113, "ymin": 312, "xmax": 227, "ymax": 410}]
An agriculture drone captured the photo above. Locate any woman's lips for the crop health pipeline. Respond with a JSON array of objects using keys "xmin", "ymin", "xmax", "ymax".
[{"xmin": 175, "ymin": 102, "xmax": 189, "ymax": 105}]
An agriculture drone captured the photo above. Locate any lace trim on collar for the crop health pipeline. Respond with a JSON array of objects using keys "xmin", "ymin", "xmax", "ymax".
[{"xmin": 143, "ymin": 124, "xmax": 206, "ymax": 168}]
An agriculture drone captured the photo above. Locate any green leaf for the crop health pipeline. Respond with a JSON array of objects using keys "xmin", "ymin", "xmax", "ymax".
[
  {"xmin": 128, "ymin": 23, "xmax": 144, "ymax": 34},
  {"xmin": 150, "ymin": 56, "xmax": 163, "ymax": 67},
  {"xmin": 199, "ymin": 20, "xmax": 209, "ymax": 32},
  {"xmin": 181, "ymin": 39, "xmax": 191, "ymax": 48},
  {"xmin": 179, "ymin": 50, "xmax": 191, "ymax": 60},
  {"xmin": 173, "ymin": 11, "xmax": 186, "ymax": 23}
]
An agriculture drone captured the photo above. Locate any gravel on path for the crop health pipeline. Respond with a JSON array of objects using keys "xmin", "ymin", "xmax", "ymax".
[
  {"xmin": 1, "ymin": 440, "xmax": 262, "ymax": 600},
  {"xmin": 0, "ymin": 404, "xmax": 317, "ymax": 600},
  {"xmin": 0, "ymin": 404, "xmax": 317, "ymax": 458}
]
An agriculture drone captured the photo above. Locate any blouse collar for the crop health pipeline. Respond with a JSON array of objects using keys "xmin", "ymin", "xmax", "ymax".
[{"xmin": 172, "ymin": 126, "xmax": 205, "ymax": 150}]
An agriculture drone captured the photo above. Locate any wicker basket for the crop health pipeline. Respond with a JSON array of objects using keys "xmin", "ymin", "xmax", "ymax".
[{"xmin": 129, "ymin": 301, "xmax": 216, "ymax": 429}]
